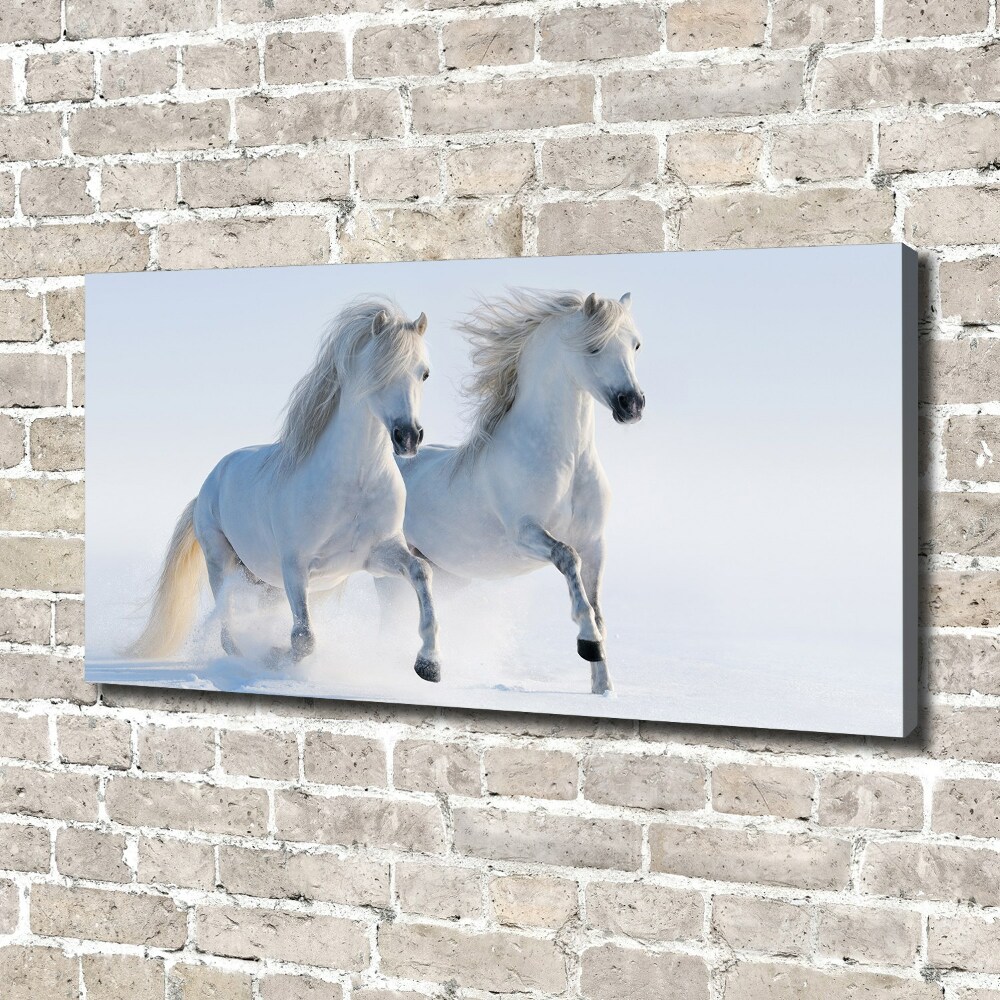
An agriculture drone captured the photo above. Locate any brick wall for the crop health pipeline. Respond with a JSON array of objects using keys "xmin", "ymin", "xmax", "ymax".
[{"xmin": 0, "ymin": 0, "xmax": 998, "ymax": 995}]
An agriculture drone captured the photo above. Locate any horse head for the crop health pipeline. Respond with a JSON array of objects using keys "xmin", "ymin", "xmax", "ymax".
[
  {"xmin": 361, "ymin": 307, "xmax": 430, "ymax": 457},
  {"xmin": 570, "ymin": 291, "xmax": 645, "ymax": 424}
]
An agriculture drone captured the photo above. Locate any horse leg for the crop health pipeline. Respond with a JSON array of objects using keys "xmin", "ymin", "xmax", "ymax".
[
  {"xmin": 368, "ymin": 536, "xmax": 441, "ymax": 683},
  {"xmin": 281, "ymin": 559, "xmax": 314, "ymax": 662},
  {"xmin": 375, "ymin": 546, "xmax": 463, "ymax": 630},
  {"xmin": 514, "ymin": 520, "xmax": 609, "ymax": 694},
  {"xmin": 578, "ymin": 536, "xmax": 613, "ymax": 696},
  {"xmin": 201, "ymin": 530, "xmax": 242, "ymax": 657}
]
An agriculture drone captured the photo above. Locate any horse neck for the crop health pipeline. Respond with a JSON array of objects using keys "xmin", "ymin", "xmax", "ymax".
[
  {"xmin": 311, "ymin": 386, "xmax": 390, "ymax": 472},
  {"xmin": 505, "ymin": 323, "xmax": 594, "ymax": 456}
]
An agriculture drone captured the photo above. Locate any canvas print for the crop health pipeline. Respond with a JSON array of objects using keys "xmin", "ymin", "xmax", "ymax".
[{"xmin": 86, "ymin": 245, "xmax": 917, "ymax": 736}]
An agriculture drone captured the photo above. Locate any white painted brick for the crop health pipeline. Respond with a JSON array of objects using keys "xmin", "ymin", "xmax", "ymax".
[
  {"xmin": 586, "ymin": 881, "xmax": 704, "ymax": 941},
  {"xmin": 582, "ymin": 945, "xmax": 709, "ymax": 1000},
  {"xmin": 101, "ymin": 48, "xmax": 177, "ymax": 99},
  {"xmin": 541, "ymin": 134, "xmax": 658, "ymax": 191},
  {"xmin": 667, "ymin": 130, "xmax": 762, "ymax": 184},
  {"xmin": 490, "ymin": 873, "xmax": 577, "ymax": 927},
  {"xmin": 184, "ymin": 40, "xmax": 258, "ymax": 91},
  {"xmin": 158, "ymin": 216, "xmax": 330, "ymax": 270},
  {"xmin": 1, "ymin": 0, "xmax": 61, "ymax": 43},
  {"xmin": 196, "ymin": 905, "xmax": 369, "ymax": 969},
  {"xmin": 20, "ymin": 166, "xmax": 95, "ymax": 217},
  {"xmin": 540, "ymin": 6, "xmax": 661, "ymax": 62},
  {"xmin": 396, "ymin": 861, "xmax": 484, "ymax": 919},
  {"xmin": 339, "ymin": 203, "xmax": 522, "ymax": 263},
  {"xmin": 668, "ymin": 0, "xmax": 767, "ymax": 50},
  {"xmin": 356, "ymin": 147, "xmax": 440, "ymax": 201},
  {"xmin": 67, "ymin": 0, "xmax": 215, "ymax": 39},
  {"xmin": 101, "ymin": 162, "xmax": 177, "ymax": 212},
  {"xmin": 264, "ymin": 32, "xmax": 347, "ymax": 86},
  {"xmin": 0, "ymin": 655, "xmax": 89, "ymax": 705},
  {"xmin": 354, "ymin": 24, "xmax": 439, "ymax": 79},
  {"xmin": 83, "ymin": 956, "xmax": 165, "ymax": 1000},
  {"xmin": 379, "ymin": 923, "xmax": 565, "ymax": 992},
  {"xmin": 444, "ymin": 16, "xmax": 533, "ymax": 69},
  {"xmin": 712, "ymin": 895, "xmax": 811, "ymax": 955},
  {"xmin": 26, "ymin": 52, "xmax": 96, "ymax": 103},
  {"xmin": 138, "ymin": 836, "xmax": 217, "ymax": 890},
  {"xmin": 772, "ymin": 0, "xmax": 875, "ymax": 45},
  {"xmin": 236, "ymin": 91, "xmax": 404, "ymax": 145},
  {"xmin": 446, "ymin": 143, "xmax": 534, "ymax": 196},
  {"xmin": 70, "ymin": 102, "xmax": 230, "ymax": 156},
  {"xmin": 770, "ymin": 122, "xmax": 872, "ymax": 182},
  {"xmin": 182, "ymin": 152, "xmax": 350, "ymax": 208},
  {"xmin": 32, "ymin": 884, "xmax": 187, "ymax": 947},
  {"xmin": 219, "ymin": 844, "xmax": 390, "ymax": 906}
]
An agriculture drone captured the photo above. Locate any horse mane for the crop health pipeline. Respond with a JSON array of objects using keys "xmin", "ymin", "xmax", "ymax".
[
  {"xmin": 455, "ymin": 288, "xmax": 629, "ymax": 467},
  {"xmin": 275, "ymin": 296, "xmax": 417, "ymax": 472}
]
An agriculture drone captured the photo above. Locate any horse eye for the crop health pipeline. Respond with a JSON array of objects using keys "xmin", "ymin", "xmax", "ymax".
[
  {"xmin": 422, "ymin": 370, "xmax": 430, "ymax": 381},
  {"xmin": 635, "ymin": 343, "xmax": 641, "ymax": 352},
  {"xmin": 588, "ymin": 347, "xmax": 601, "ymax": 355}
]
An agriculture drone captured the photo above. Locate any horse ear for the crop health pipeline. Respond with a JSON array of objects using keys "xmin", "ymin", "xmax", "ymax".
[
  {"xmin": 414, "ymin": 312, "xmax": 427, "ymax": 336},
  {"xmin": 620, "ymin": 292, "xmax": 632, "ymax": 308},
  {"xmin": 584, "ymin": 292, "xmax": 601, "ymax": 317},
  {"xmin": 372, "ymin": 310, "xmax": 389, "ymax": 336}
]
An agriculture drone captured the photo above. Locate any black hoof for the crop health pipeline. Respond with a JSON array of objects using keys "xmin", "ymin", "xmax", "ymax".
[
  {"xmin": 577, "ymin": 638, "xmax": 606, "ymax": 662},
  {"xmin": 414, "ymin": 656, "xmax": 441, "ymax": 683}
]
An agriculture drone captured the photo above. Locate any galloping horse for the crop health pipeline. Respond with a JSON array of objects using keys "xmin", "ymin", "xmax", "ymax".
[
  {"xmin": 382, "ymin": 289, "xmax": 645, "ymax": 694},
  {"xmin": 128, "ymin": 297, "xmax": 441, "ymax": 680}
]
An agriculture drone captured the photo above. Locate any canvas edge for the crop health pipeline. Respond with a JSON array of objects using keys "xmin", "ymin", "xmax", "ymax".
[{"xmin": 899, "ymin": 243, "xmax": 920, "ymax": 738}]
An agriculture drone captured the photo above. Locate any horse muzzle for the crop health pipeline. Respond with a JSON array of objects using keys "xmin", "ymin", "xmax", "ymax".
[
  {"xmin": 611, "ymin": 389, "xmax": 645, "ymax": 424},
  {"xmin": 391, "ymin": 422, "xmax": 424, "ymax": 457}
]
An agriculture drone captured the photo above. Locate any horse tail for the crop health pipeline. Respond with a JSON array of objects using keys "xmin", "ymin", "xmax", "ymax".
[{"xmin": 126, "ymin": 499, "xmax": 205, "ymax": 659}]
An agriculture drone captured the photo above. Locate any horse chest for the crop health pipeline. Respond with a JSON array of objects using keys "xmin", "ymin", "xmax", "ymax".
[
  {"xmin": 512, "ymin": 454, "xmax": 583, "ymax": 522},
  {"xmin": 544, "ymin": 475, "xmax": 587, "ymax": 538},
  {"xmin": 310, "ymin": 478, "xmax": 401, "ymax": 563}
]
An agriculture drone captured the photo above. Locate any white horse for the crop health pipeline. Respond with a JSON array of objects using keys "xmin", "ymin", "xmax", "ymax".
[
  {"xmin": 128, "ymin": 297, "xmax": 442, "ymax": 681},
  {"xmin": 380, "ymin": 289, "xmax": 644, "ymax": 695}
]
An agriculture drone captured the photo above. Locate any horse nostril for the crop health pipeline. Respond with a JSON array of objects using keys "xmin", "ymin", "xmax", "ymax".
[
  {"xmin": 393, "ymin": 426, "xmax": 404, "ymax": 444},
  {"xmin": 618, "ymin": 393, "xmax": 628, "ymax": 408}
]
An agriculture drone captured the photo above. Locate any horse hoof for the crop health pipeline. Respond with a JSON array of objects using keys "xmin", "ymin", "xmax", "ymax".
[
  {"xmin": 591, "ymin": 661, "xmax": 614, "ymax": 696},
  {"xmin": 577, "ymin": 638, "xmax": 606, "ymax": 662},
  {"xmin": 414, "ymin": 656, "xmax": 441, "ymax": 683},
  {"xmin": 291, "ymin": 629, "xmax": 315, "ymax": 662}
]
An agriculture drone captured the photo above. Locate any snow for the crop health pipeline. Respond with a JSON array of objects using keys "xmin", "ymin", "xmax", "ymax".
[{"xmin": 86, "ymin": 570, "xmax": 903, "ymax": 737}]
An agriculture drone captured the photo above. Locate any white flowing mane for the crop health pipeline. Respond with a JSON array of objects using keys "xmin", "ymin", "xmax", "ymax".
[
  {"xmin": 456, "ymin": 288, "xmax": 629, "ymax": 466},
  {"xmin": 276, "ymin": 297, "xmax": 419, "ymax": 471}
]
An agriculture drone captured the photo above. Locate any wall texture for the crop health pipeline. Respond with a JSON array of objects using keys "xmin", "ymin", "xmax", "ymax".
[{"xmin": 1, "ymin": 0, "xmax": 999, "ymax": 996}]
